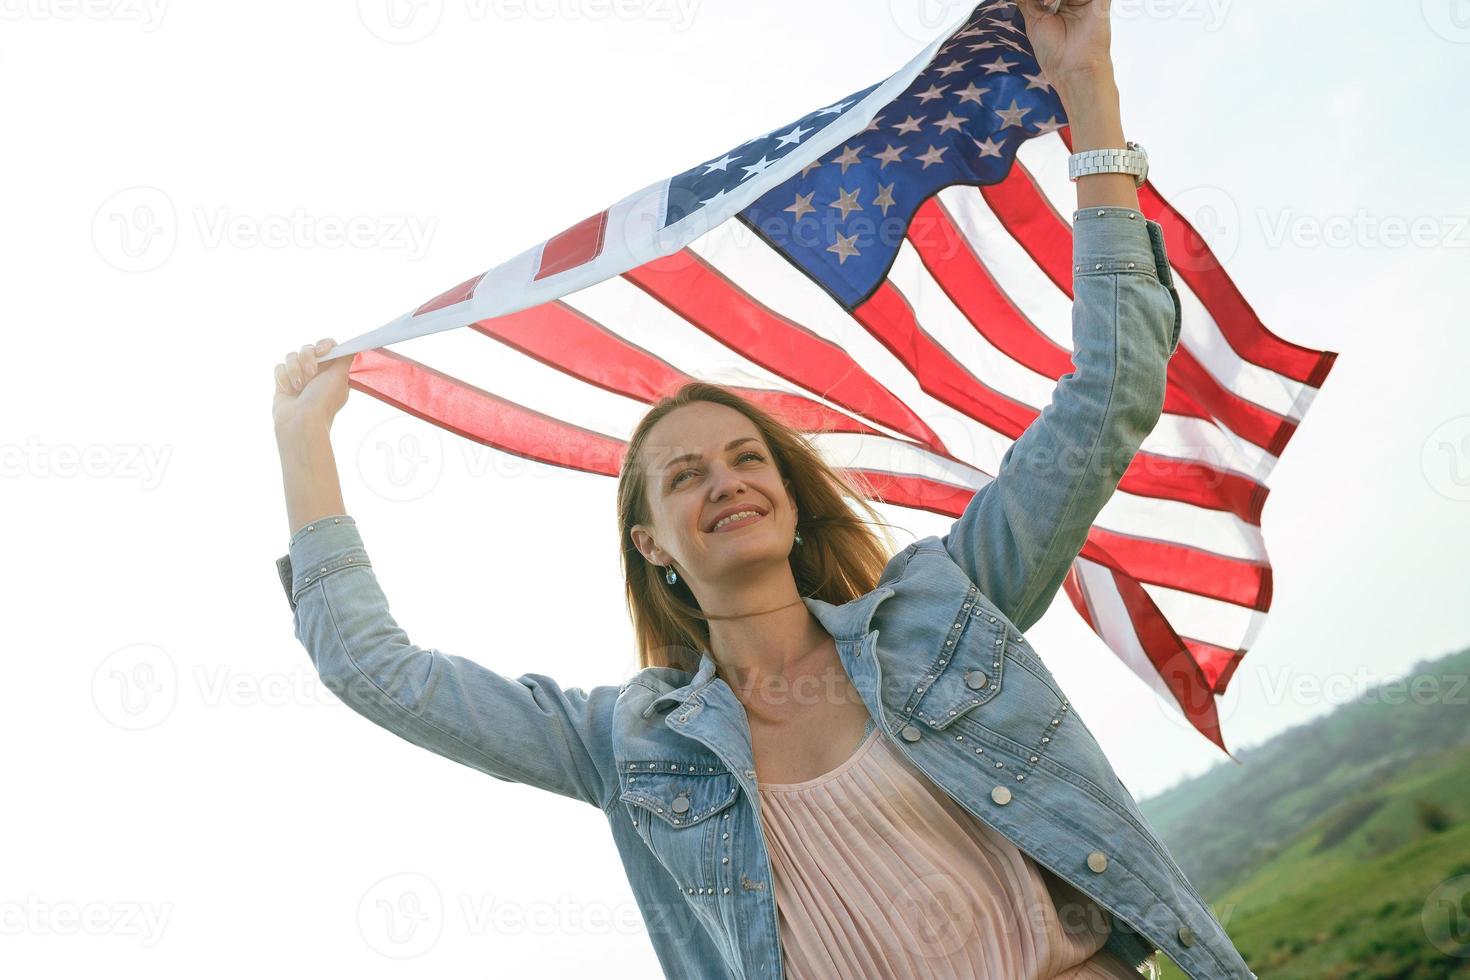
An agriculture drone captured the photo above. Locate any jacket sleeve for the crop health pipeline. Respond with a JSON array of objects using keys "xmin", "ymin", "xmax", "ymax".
[
  {"xmin": 940, "ymin": 206, "xmax": 1182, "ymax": 633},
  {"xmin": 276, "ymin": 514, "xmax": 619, "ymax": 811}
]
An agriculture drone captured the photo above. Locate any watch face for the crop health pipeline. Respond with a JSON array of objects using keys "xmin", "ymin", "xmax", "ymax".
[{"xmin": 1128, "ymin": 142, "xmax": 1148, "ymax": 185}]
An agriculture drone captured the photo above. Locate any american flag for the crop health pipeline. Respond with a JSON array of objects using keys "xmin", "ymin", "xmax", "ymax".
[{"xmin": 324, "ymin": 0, "xmax": 1337, "ymax": 754}]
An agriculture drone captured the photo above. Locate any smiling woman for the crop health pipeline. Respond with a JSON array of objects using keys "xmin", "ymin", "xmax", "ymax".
[
  {"xmin": 270, "ymin": 0, "xmax": 1257, "ymax": 976},
  {"xmin": 618, "ymin": 389, "xmax": 900, "ymax": 676}
]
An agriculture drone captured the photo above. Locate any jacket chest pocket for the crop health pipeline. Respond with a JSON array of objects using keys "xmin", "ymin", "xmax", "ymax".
[
  {"xmin": 619, "ymin": 764, "xmax": 739, "ymax": 901},
  {"xmin": 907, "ymin": 585, "xmax": 1009, "ymax": 729},
  {"xmin": 908, "ymin": 591, "xmax": 1074, "ymax": 784}
]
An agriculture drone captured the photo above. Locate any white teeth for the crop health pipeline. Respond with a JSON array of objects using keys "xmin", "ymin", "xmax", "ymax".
[{"xmin": 712, "ymin": 510, "xmax": 761, "ymax": 531}]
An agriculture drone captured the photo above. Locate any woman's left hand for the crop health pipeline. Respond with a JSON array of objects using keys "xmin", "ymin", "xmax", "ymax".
[{"xmin": 1017, "ymin": 0, "xmax": 1115, "ymax": 97}]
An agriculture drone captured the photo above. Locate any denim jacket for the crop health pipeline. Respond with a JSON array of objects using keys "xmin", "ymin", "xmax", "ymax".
[{"xmin": 276, "ymin": 207, "xmax": 1255, "ymax": 979}]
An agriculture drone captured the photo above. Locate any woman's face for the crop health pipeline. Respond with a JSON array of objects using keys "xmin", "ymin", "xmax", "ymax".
[{"xmin": 630, "ymin": 401, "xmax": 797, "ymax": 591}]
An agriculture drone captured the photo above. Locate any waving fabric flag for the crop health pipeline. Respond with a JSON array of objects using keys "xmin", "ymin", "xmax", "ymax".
[{"xmin": 324, "ymin": 0, "xmax": 1337, "ymax": 755}]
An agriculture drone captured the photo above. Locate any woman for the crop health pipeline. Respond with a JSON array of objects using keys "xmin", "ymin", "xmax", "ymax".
[{"xmin": 271, "ymin": 2, "xmax": 1253, "ymax": 977}]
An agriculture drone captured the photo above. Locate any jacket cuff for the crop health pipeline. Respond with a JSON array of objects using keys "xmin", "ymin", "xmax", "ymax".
[
  {"xmin": 1071, "ymin": 206, "xmax": 1175, "ymax": 288},
  {"xmin": 276, "ymin": 514, "xmax": 368, "ymax": 611}
]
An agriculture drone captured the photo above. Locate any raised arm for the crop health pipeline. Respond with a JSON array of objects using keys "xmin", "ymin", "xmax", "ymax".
[
  {"xmin": 940, "ymin": 208, "xmax": 1179, "ymax": 633},
  {"xmin": 275, "ymin": 515, "xmax": 619, "ymax": 810},
  {"xmin": 940, "ymin": 25, "xmax": 1182, "ymax": 633},
  {"xmin": 271, "ymin": 341, "xmax": 618, "ymax": 811}
]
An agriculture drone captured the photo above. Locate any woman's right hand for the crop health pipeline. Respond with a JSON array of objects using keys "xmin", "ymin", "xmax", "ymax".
[
  {"xmin": 273, "ymin": 338, "xmax": 352, "ymax": 433},
  {"xmin": 1018, "ymin": 0, "xmax": 1114, "ymax": 100}
]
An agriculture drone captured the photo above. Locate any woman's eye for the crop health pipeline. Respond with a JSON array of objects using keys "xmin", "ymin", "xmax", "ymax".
[{"xmin": 670, "ymin": 451, "xmax": 763, "ymax": 488}]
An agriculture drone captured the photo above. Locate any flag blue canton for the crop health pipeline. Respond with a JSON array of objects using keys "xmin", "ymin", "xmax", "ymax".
[
  {"xmin": 663, "ymin": 79, "xmax": 884, "ymax": 229},
  {"xmin": 724, "ymin": 0, "xmax": 1068, "ymax": 310}
]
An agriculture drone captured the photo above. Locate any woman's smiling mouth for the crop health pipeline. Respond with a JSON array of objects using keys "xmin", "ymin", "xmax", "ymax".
[{"xmin": 708, "ymin": 509, "xmax": 766, "ymax": 533}]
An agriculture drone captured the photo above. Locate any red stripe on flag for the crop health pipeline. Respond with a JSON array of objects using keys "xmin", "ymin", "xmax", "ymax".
[
  {"xmin": 1082, "ymin": 526, "xmax": 1271, "ymax": 611},
  {"xmin": 1110, "ymin": 565, "xmax": 1234, "ymax": 756},
  {"xmin": 828, "ymin": 469, "xmax": 981, "ymax": 517},
  {"xmin": 973, "ymin": 161, "xmax": 1074, "ymax": 296},
  {"xmin": 1116, "ymin": 454, "xmax": 1269, "ymax": 527},
  {"xmin": 535, "ymin": 209, "xmax": 611, "ymax": 282},
  {"xmin": 414, "ymin": 272, "xmax": 486, "ymax": 317},
  {"xmin": 979, "ymin": 171, "xmax": 1299, "ymax": 454},
  {"xmin": 623, "ymin": 250, "xmax": 947, "ymax": 453},
  {"xmin": 1185, "ymin": 636, "xmax": 1248, "ymax": 696},
  {"xmin": 346, "ymin": 348, "xmax": 626, "ymax": 478},
  {"xmin": 1056, "ymin": 127, "xmax": 1338, "ymax": 389},
  {"xmin": 467, "ymin": 302, "xmax": 916, "ymax": 446},
  {"xmin": 910, "ymin": 195, "xmax": 1075, "ymax": 378},
  {"xmin": 910, "ymin": 194, "xmax": 1268, "ymax": 526},
  {"xmin": 472, "ymin": 301, "xmax": 688, "ymax": 404},
  {"xmin": 855, "ymin": 279, "xmax": 1035, "ymax": 441},
  {"xmin": 350, "ymin": 346, "xmax": 993, "ymax": 526}
]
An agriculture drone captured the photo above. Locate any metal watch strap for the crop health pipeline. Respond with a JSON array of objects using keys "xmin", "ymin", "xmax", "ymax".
[{"xmin": 1068, "ymin": 141, "xmax": 1148, "ymax": 188}]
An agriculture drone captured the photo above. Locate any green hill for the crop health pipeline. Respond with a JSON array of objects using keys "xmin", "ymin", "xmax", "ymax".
[{"xmin": 1135, "ymin": 646, "xmax": 1470, "ymax": 979}]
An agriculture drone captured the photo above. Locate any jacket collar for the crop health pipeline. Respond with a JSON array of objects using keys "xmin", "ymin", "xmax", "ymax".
[{"xmin": 644, "ymin": 585, "xmax": 895, "ymax": 715}]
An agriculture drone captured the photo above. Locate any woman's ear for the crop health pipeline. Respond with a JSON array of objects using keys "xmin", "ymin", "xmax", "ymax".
[{"xmin": 629, "ymin": 524, "xmax": 660, "ymax": 565}]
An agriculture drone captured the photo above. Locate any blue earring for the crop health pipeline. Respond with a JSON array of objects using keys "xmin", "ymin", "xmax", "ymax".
[
  {"xmin": 665, "ymin": 565, "xmax": 678, "ymax": 585},
  {"xmin": 794, "ymin": 529, "xmax": 803, "ymax": 546}
]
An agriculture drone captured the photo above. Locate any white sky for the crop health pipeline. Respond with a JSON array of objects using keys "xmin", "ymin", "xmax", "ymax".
[{"xmin": 5, "ymin": 0, "xmax": 1467, "ymax": 975}]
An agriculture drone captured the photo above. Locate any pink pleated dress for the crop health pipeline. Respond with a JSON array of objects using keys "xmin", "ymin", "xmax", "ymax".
[{"xmin": 755, "ymin": 720, "xmax": 1145, "ymax": 979}]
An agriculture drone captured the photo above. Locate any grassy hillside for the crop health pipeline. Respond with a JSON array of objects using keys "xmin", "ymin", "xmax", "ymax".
[{"xmin": 1135, "ymin": 647, "xmax": 1470, "ymax": 979}]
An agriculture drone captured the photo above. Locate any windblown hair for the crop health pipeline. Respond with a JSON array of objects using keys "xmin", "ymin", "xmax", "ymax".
[{"xmin": 617, "ymin": 381, "xmax": 902, "ymax": 673}]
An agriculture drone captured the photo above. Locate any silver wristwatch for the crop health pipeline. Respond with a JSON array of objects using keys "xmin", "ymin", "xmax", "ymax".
[{"xmin": 1068, "ymin": 140, "xmax": 1149, "ymax": 188}]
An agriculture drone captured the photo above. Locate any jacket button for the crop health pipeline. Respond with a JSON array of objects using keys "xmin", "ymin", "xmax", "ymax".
[
  {"xmin": 1178, "ymin": 925, "xmax": 1195, "ymax": 947},
  {"xmin": 1087, "ymin": 851, "xmax": 1108, "ymax": 873},
  {"xmin": 900, "ymin": 724, "xmax": 921, "ymax": 742},
  {"xmin": 964, "ymin": 670, "xmax": 988, "ymax": 690},
  {"xmin": 672, "ymin": 794, "xmax": 690, "ymax": 814},
  {"xmin": 990, "ymin": 785, "xmax": 1011, "ymax": 805}
]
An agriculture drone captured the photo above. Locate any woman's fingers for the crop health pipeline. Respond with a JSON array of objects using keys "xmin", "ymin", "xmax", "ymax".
[
  {"xmin": 284, "ymin": 351, "xmax": 304, "ymax": 390},
  {"xmin": 276, "ymin": 339, "xmax": 341, "ymax": 395},
  {"xmin": 298, "ymin": 342, "xmax": 319, "ymax": 378}
]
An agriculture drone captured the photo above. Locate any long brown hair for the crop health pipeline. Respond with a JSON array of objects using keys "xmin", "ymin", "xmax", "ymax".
[{"xmin": 617, "ymin": 382, "xmax": 902, "ymax": 672}]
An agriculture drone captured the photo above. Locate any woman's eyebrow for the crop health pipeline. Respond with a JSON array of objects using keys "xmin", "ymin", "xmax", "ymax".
[{"xmin": 662, "ymin": 436, "xmax": 761, "ymax": 471}]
